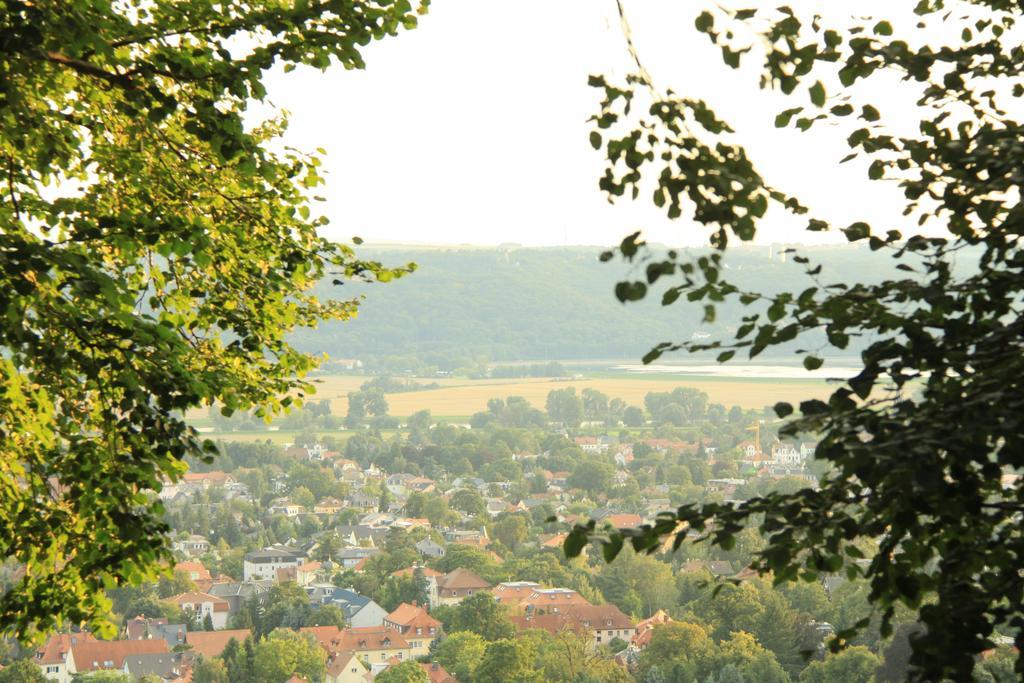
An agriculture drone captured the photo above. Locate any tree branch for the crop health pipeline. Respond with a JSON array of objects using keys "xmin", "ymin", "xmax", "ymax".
[{"xmin": 40, "ymin": 51, "xmax": 135, "ymax": 87}]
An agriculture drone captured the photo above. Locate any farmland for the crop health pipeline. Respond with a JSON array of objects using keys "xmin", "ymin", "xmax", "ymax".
[{"xmin": 302, "ymin": 372, "xmax": 835, "ymax": 418}]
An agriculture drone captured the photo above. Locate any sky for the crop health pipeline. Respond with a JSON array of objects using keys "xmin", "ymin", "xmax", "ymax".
[{"xmin": 261, "ymin": 0, "xmax": 938, "ymax": 248}]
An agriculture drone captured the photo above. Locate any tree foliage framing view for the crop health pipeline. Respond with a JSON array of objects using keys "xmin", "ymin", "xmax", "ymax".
[
  {"xmin": 0, "ymin": 0, "xmax": 425, "ymax": 640},
  {"xmin": 565, "ymin": 1, "xmax": 1024, "ymax": 680}
]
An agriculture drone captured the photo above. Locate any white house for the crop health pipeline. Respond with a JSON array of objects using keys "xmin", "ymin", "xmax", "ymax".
[
  {"xmin": 172, "ymin": 534, "xmax": 211, "ymax": 556},
  {"xmin": 243, "ymin": 546, "xmax": 304, "ymax": 581},
  {"xmin": 268, "ymin": 499, "xmax": 304, "ymax": 516},
  {"xmin": 772, "ymin": 443, "xmax": 803, "ymax": 467},
  {"xmin": 163, "ymin": 592, "xmax": 229, "ymax": 630}
]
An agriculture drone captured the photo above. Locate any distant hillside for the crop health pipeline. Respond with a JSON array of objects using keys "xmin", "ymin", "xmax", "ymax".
[{"xmin": 290, "ymin": 244, "xmax": 934, "ymax": 369}]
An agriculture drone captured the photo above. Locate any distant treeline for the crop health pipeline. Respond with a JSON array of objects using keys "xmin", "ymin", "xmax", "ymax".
[
  {"xmin": 490, "ymin": 362, "xmax": 568, "ymax": 378},
  {"xmin": 290, "ymin": 245, "xmax": 976, "ymax": 371}
]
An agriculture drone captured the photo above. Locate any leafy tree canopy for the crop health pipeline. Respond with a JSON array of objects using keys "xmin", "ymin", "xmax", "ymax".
[
  {"xmin": 432, "ymin": 630, "xmax": 487, "ymax": 683},
  {"xmin": 567, "ymin": 1, "xmax": 1024, "ymax": 679},
  {"xmin": 0, "ymin": 659, "xmax": 48, "ymax": 683},
  {"xmin": 252, "ymin": 628, "xmax": 326, "ymax": 683},
  {"xmin": 375, "ymin": 661, "xmax": 428, "ymax": 683},
  {"xmin": 0, "ymin": 0, "xmax": 425, "ymax": 640},
  {"xmin": 798, "ymin": 646, "xmax": 880, "ymax": 683},
  {"xmin": 443, "ymin": 592, "xmax": 515, "ymax": 642}
]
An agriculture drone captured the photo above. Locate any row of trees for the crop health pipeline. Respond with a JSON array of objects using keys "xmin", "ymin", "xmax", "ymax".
[{"xmin": 473, "ymin": 386, "xmax": 750, "ymax": 430}]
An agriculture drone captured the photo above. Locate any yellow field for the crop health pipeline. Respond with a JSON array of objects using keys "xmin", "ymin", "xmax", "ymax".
[{"xmin": 301, "ymin": 374, "xmax": 833, "ymax": 416}]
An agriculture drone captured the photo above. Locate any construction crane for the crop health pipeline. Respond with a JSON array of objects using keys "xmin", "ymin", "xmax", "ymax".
[{"xmin": 747, "ymin": 420, "xmax": 762, "ymax": 454}]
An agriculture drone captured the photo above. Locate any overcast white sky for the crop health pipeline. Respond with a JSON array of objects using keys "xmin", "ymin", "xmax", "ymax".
[{"xmin": 262, "ymin": 0, "xmax": 938, "ymax": 248}]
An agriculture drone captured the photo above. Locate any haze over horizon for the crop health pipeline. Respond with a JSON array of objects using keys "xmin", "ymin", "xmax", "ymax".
[{"xmin": 263, "ymin": 0, "xmax": 931, "ymax": 249}]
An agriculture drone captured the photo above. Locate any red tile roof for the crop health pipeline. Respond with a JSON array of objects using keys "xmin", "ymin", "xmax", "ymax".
[
  {"xmin": 634, "ymin": 609, "xmax": 671, "ymax": 635},
  {"xmin": 492, "ymin": 582, "xmax": 541, "ymax": 605},
  {"xmin": 299, "ymin": 626, "xmax": 343, "ymax": 652},
  {"xmin": 420, "ymin": 662, "xmax": 456, "ymax": 683},
  {"xmin": 510, "ymin": 604, "xmax": 634, "ymax": 636},
  {"xmin": 437, "ymin": 568, "xmax": 490, "ymax": 591},
  {"xmin": 182, "ymin": 471, "xmax": 231, "ymax": 484},
  {"xmin": 185, "ymin": 629, "xmax": 251, "ymax": 659},
  {"xmin": 72, "ymin": 639, "xmax": 169, "ymax": 671},
  {"xmin": 520, "ymin": 588, "xmax": 592, "ymax": 611},
  {"xmin": 603, "ymin": 513, "xmax": 643, "ymax": 529},
  {"xmin": 36, "ymin": 633, "xmax": 97, "ymax": 665},
  {"xmin": 540, "ymin": 533, "xmax": 567, "ymax": 549},
  {"xmin": 329, "ymin": 627, "xmax": 410, "ymax": 654},
  {"xmin": 163, "ymin": 591, "xmax": 230, "ymax": 612},
  {"xmin": 301, "ymin": 626, "xmax": 410, "ymax": 655},
  {"xmin": 390, "ymin": 566, "xmax": 443, "ymax": 579},
  {"xmin": 175, "ymin": 561, "xmax": 211, "ymax": 578},
  {"xmin": 385, "ymin": 603, "xmax": 441, "ymax": 632}
]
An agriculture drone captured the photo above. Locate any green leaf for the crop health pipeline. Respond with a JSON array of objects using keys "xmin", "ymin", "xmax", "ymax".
[
  {"xmin": 809, "ymin": 81, "xmax": 826, "ymax": 107},
  {"xmin": 589, "ymin": 131, "xmax": 602, "ymax": 150},
  {"xmin": 774, "ymin": 401, "xmax": 794, "ymax": 417},
  {"xmin": 775, "ymin": 107, "xmax": 803, "ymax": 127},
  {"xmin": 844, "ymin": 222, "xmax": 871, "ymax": 241},
  {"xmin": 642, "ymin": 347, "xmax": 664, "ymax": 364},
  {"xmin": 614, "ymin": 281, "xmax": 647, "ymax": 302},
  {"xmin": 563, "ymin": 529, "xmax": 589, "ymax": 558},
  {"xmin": 602, "ymin": 534, "xmax": 624, "ymax": 563},
  {"xmin": 695, "ymin": 11, "xmax": 714, "ymax": 32},
  {"xmin": 803, "ymin": 355, "xmax": 824, "ymax": 370},
  {"xmin": 799, "ymin": 399, "xmax": 829, "ymax": 415}
]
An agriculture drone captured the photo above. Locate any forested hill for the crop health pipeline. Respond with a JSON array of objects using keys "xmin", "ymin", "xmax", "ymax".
[{"xmin": 290, "ymin": 244, "xmax": 920, "ymax": 370}]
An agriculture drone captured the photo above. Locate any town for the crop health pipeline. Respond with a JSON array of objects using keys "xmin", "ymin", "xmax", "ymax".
[{"xmin": 20, "ymin": 381, "xmax": 986, "ymax": 683}]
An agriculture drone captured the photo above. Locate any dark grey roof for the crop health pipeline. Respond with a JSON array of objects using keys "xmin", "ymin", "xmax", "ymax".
[
  {"xmin": 244, "ymin": 547, "xmax": 301, "ymax": 563},
  {"xmin": 208, "ymin": 581, "xmax": 273, "ymax": 599},
  {"xmin": 152, "ymin": 623, "xmax": 187, "ymax": 648},
  {"xmin": 124, "ymin": 653, "xmax": 180, "ymax": 679},
  {"xmin": 337, "ymin": 547, "xmax": 380, "ymax": 560},
  {"xmin": 305, "ymin": 586, "xmax": 379, "ymax": 619},
  {"xmin": 336, "ymin": 525, "xmax": 387, "ymax": 542}
]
